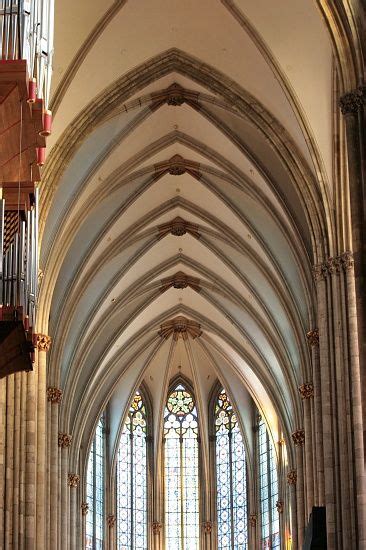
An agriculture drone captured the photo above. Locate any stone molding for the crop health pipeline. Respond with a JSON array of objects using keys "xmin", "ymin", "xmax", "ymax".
[
  {"xmin": 107, "ymin": 515, "xmax": 116, "ymax": 528},
  {"xmin": 203, "ymin": 521, "xmax": 212, "ymax": 534},
  {"xmin": 58, "ymin": 433, "xmax": 72, "ymax": 448},
  {"xmin": 159, "ymin": 316, "xmax": 202, "ymax": 341},
  {"xmin": 160, "ymin": 271, "xmax": 201, "ymax": 293},
  {"xmin": 34, "ymin": 333, "xmax": 52, "ymax": 352},
  {"xmin": 81, "ymin": 502, "xmax": 89, "ymax": 516},
  {"xmin": 249, "ymin": 513, "xmax": 257, "ymax": 526},
  {"xmin": 157, "ymin": 216, "xmax": 200, "ymax": 239},
  {"xmin": 68, "ymin": 474, "xmax": 80, "ymax": 488},
  {"xmin": 287, "ymin": 470, "xmax": 297, "ymax": 485},
  {"xmin": 306, "ymin": 329, "xmax": 319, "ymax": 347},
  {"xmin": 298, "ymin": 383, "xmax": 314, "ymax": 399},
  {"xmin": 292, "ymin": 429, "xmax": 305, "ymax": 446},
  {"xmin": 46, "ymin": 387, "xmax": 63, "ymax": 404}
]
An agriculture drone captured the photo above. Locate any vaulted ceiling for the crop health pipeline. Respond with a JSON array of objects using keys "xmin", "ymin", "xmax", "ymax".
[{"xmin": 38, "ymin": 0, "xmax": 338, "ymax": 469}]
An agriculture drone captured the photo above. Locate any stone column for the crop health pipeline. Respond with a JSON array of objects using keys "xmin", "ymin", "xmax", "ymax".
[
  {"xmin": 306, "ymin": 330, "xmax": 324, "ymax": 506},
  {"xmin": 68, "ymin": 474, "xmax": 80, "ymax": 550},
  {"xmin": 0, "ymin": 378, "xmax": 6, "ymax": 544},
  {"xmin": 107, "ymin": 515, "xmax": 116, "ymax": 549},
  {"xmin": 5, "ymin": 374, "xmax": 14, "ymax": 549},
  {"xmin": 47, "ymin": 388, "xmax": 63, "ymax": 548},
  {"xmin": 339, "ymin": 91, "xmax": 366, "ymax": 428},
  {"xmin": 313, "ymin": 264, "xmax": 336, "ymax": 549},
  {"xmin": 25, "ymin": 366, "xmax": 36, "ymax": 549},
  {"xmin": 341, "ymin": 252, "xmax": 366, "ymax": 546},
  {"xmin": 13, "ymin": 373, "xmax": 21, "ymax": 548},
  {"xmin": 248, "ymin": 514, "xmax": 257, "ymax": 550},
  {"xmin": 60, "ymin": 433, "xmax": 73, "ymax": 550},
  {"xmin": 298, "ymin": 384, "xmax": 314, "ymax": 518},
  {"xmin": 292, "ymin": 430, "xmax": 305, "ymax": 546},
  {"xmin": 81, "ymin": 501, "xmax": 89, "ymax": 548},
  {"xmin": 287, "ymin": 470, "xmax": 297, "ymax": 550},
  {"xmin": 34, "ymin": 334, "xmax": 52, "ymax": 549},
  {"xmin": 19, "ymin": 371, "xmax": 27, "ymax": 549}
]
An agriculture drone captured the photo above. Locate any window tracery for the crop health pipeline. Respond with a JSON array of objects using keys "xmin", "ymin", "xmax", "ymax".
[
  {"xmin": 258, "ymin": 417, "xmax": 280, "ymax": 549},
  {"xmin": 86, "ymin": 415, "xmax": 105, "ymax": 550},
  {"xmin": 164, "ymin": 383, "xmax": 200, "ymax": 550},
  {"xmin": 215, "ymin": 388, "xmax": 248, "ymax": 550},
  {"xmin": 116, "ymin": 391, "xmax": 148, "ymax": 550}
]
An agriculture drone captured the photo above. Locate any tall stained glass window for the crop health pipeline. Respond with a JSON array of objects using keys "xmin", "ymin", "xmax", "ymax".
[
  {"xmin": 117, "ymin": 391, "xmax": 148, "ymax": 550},
  {"xmin": 164, "ymin": 383, "xmax": 200, "ymax": 550},
  {"xmin": 215, "ymin": 388, "xmax": 248, "ymax": 550},
  {"xmin": 86, "ymin": 415, "xmax": 105, "ymax": 550},
  {"xmin": 258, "ymin": 417, "xmax": 280, "ymax": 549}
]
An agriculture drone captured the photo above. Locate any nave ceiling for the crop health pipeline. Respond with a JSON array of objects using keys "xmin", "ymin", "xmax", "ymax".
[{"xmin": 37, "ymin": 0, "xmax": 352, "ymax": 472}]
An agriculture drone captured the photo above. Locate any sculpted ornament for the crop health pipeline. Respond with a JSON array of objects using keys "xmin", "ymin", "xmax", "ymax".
[
  {"xmin": 339, "ymin": 90, "xmax": 363, "ymax": 114},
  {"xmin": 34, "ymin": 333, "xmax": 52, "ymax": 352},
  {"xmin": 152, "ymin": 521, "xmax": 162, "ymax": 535},
  {"xmin": 306, "ymin": 329, "xmax": 319, "ymax": 347},
  {"xmin": 292, "ymin": 429, "xmax": 305, "ymax": 446},
  {"xmin": 287, "ymin": 470, "xmax": 297, "ymax": 485},
  {"xmin": 68, "ymin": 474, "xmax": 80, "ymax": 488},
  {"xmin": 203, "ymin": 521, "xmax": 212, "ymax": 534},
  {"xmin": 81, "ymin": 502, "xmax": 89, "ymax": 515},
  {"xmin": 276, "ymin": 501, "xmax": 284, "ymax": 514},
  {"xmin": 249, "ymin": 514, "xmax": 257, "ymax": 527},
  {"xmin": 298, "ymin": 383, "xmax": 314, "ymax": 400},
  {"xmin": 107, "ymin": 515, "xmax": 116, "ymax": 528},
  {"xmin": 159, "ymin": 316, "xmax": 202, "ymax": 341},
  {"xmin": 341, "ymin": 251, "xmax": 354, "ymax": 271},
  {"xmin": 46, "ymin": 387, "xmax": 63, "ymax": 404},
  {"xmin": 58, "ymin": 433, "xmax": 72, "ymax": 448}
]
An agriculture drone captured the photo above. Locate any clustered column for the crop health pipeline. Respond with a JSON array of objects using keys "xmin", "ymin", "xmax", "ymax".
[{"xmin": 46, "ymin": 387, "xmax": 63, "ymax": 548}]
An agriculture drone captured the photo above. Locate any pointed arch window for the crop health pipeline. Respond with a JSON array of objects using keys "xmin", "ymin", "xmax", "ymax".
[
  {"xmin": 214, "ymin": 388, "xmax": 248, "ymax": 550},
  {"xmin": 258, "ymin": 417, "xmax": 280, "ymax": 549},
  {"xmin": 164, "ymin": 383, "xmax": 200, "ymax": 550},
  {"xmin": 86, "ymin": 414, "xmax": 105, "ymax": 550},
  {"xmin": 116, "ymin": 391, "xmax": 148, "ymax": 550}
]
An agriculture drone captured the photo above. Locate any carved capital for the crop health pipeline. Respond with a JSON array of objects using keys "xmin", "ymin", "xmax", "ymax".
[
  {"xmin": 81, "ymin": 501, "xmax": 89, "ymax": 516},
  {"xmin": 58, "ymin": 432, "xmax": 72, "ymax": 448},
  {"xmin": 249, "ymin": 513, "xmax": 257, "ymax": 527},
  {"xmin": 306, "ymin": 329, "xmax": 319, "ymax": 347},
  {"xmin": 292, "ymin": 429, "xmax": 305, "ymax": 446},
  {"xmin": 160, "ymin": 271, "xmax": 201, "ymax": 293},
  {"xmin": 340, "ymin": 251, "xmax": 354, "ymax": 271},
  {"xmin": 152, "ymin": 521, "xmax": 162, "ymax": 535},
  {"xmin": 276, "ymin": 500, "xmax": 284, "ymax": 514},
  {"xmin": 287, "ymin": 470, "xmax": 297, "ymax": 485},
  {"xmin": 325, "ymin": 256, "xmax": 341, "ymax": 275},
  {"xmin": 107, "ymin": 515, "xmax": 116, "ymax": 528},
  {"xmin": 34, "ymin": 333, "xmax": 52, "ymax": 352},
  {"xmin": 203, "ymin": 521, "xmax": 212, "ymax": 534},
  {"xmin": 339, "ymin": 90, "xmax": 363, "ymax": 115},
  {"xmin": 312, "ymin": 263, "xmax": 326, "ymax": 282},
  {"xmin": 159, "ymin": 316, "xmax": 202, "ymax": 341},
  {"xmin": 68, "ymin": 474, "xmax": 80, "ymax": 488},
  {"xmin": 298, "ymin": 383, "xmax": 314, "ymax": 399},
  {"xmin": 47, "ymin": 387, "xmax": 63, "ymax": 404}
]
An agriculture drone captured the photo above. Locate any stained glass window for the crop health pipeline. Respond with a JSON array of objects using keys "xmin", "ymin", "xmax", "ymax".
[
  {"xmin": 116, "ymin": 391, "xmax": 148, "ymax": 550},
  {"xmin": 214, "ymin": 388, "xmax": 248, "ymax": 550},
  {"xmin": 258, "ymin": 418, "xmax": 280, "ymax": 549},
  {"xmin": 164, "ymin": 383, "xmax": 200, "ymax": 550},
  {"xmin": 86, "ymin": 415, "xmax": 105, "ymax": 550}
]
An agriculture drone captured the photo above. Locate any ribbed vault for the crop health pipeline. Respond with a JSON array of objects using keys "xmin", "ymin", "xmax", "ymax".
[{"xmin": 38, "ymin": 0, "xmax": 339, "ymax": 482}]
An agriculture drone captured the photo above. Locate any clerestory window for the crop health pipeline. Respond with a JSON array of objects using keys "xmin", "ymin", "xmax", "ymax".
[
  {"xmin": 86, "ymin": 415, "xmax": 105, "ymax": 550},
  {"xmin": 215, "ymin": 388, "xmax": 248, "ymax": 550}
]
